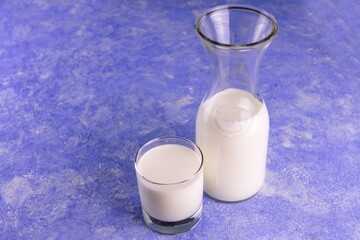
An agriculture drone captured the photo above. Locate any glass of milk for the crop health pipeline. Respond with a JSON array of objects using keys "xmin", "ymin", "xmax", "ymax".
[
  {"xmin": 135, "ymin": 137, "xmax": 204, "ymax": 234},
  {"xmin": 194, "ymin": 5, "xmax": 278, "ymax": 202}
]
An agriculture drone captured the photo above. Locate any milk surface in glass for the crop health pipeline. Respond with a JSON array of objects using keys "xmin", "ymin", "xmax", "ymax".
[
  {"xmin": 136, "ymin": 144, "xmax": 203, "ymax": 222},
  {"xmin": 196, "ymin": 88, "xmax": 269, "ymax": 201}
]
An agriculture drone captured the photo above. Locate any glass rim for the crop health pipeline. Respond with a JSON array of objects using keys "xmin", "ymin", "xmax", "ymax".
[
  {"xmin": 134, "ymin": 136, "xmax": 204, "ymax": 186},
  {"xmin": 194, "ymin": 4, "xmax": 278, "ymax": 48}
]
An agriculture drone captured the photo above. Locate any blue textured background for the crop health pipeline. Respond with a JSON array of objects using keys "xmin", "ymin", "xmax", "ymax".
[{"xmin": 0, "ymin": 0, "xmax": 359, "ymax": 239}]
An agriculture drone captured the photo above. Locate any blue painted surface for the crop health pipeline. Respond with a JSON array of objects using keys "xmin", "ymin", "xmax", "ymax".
[{"xmin": 0, "ymin": 0, "xmax": 359, "ymax": 239}]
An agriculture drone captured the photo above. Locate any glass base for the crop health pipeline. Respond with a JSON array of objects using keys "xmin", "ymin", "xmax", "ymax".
[
  {"xmin": 204, "ymin": 188, "xmax": 260, "ymax": 203},
  {"xmin": 142, "ymin": 206, "xmax": 202, "ymax": 235}
]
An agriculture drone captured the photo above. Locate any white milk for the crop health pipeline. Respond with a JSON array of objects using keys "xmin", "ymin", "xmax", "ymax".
[
  {"xmin": 196, "ymin": 88, "xmax": 269, "ymax": 201},
  {"xmin": 136, "ymin": 144, "xmax": 203, "ymax": 222}
]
